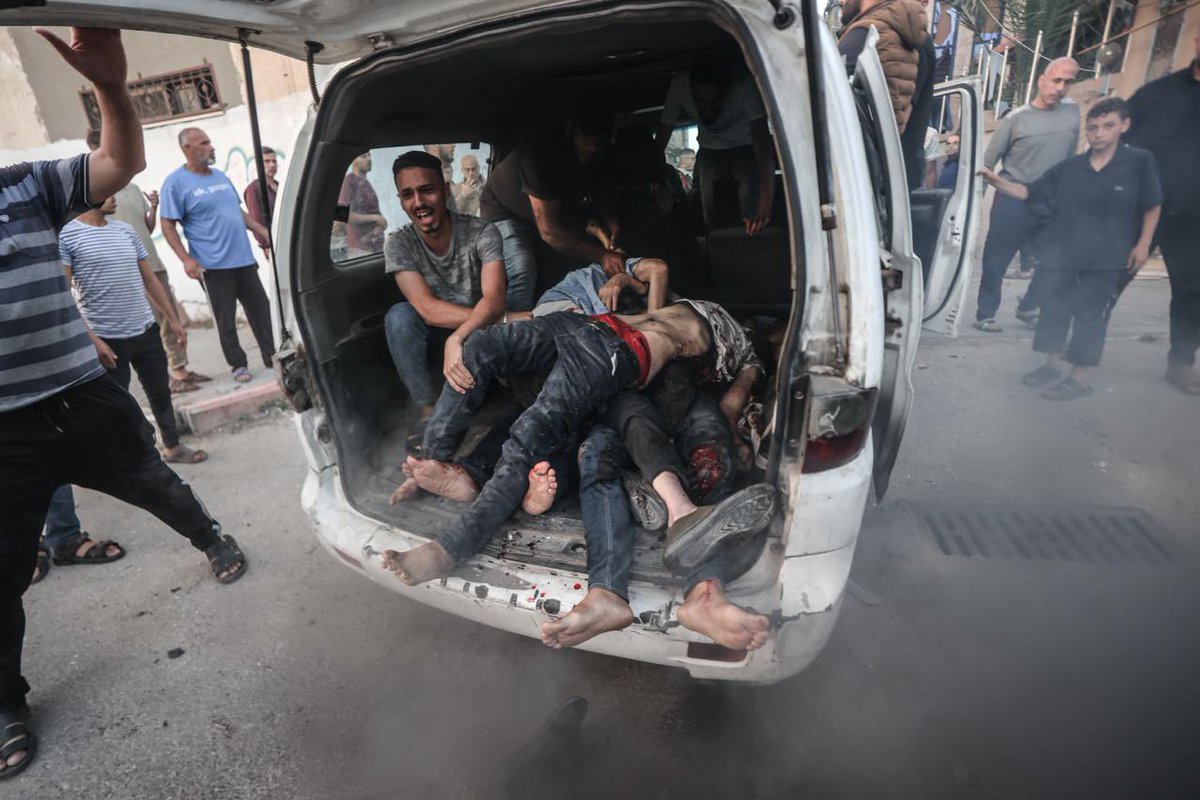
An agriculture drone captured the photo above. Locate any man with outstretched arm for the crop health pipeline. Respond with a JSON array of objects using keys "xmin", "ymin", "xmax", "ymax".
[
  {"xmin": 0, "ymin": 28, "xmax": 247, "ymax": 781},
  {"xmin": 979, "ymin": 97, "xmax": 1162, "ymax": 401}
]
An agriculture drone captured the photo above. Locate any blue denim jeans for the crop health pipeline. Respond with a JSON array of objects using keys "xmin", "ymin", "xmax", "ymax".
[
  {"xmin": 384, "ymin": 302, "xmax": 445, "ymax": 407},
  {"xmin": 493, "ymin": 219, "xmax": 539, "ymax": 312},
  {"xmin": 43, "ymin": 484, "xmax": 81, "ymax": 551},
  {"xmin": 425, "ymin": 315, "xmax": 638, "ymax": 563}
]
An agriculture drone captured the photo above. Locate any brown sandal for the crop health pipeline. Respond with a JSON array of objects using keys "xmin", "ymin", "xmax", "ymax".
[
  {"xmin": 169, "ymin": 377, "xmax": 199, "ymax": 394},
  {"xmin": 164, "ymin": 444, "xmax": 208, "ymax": 464}
]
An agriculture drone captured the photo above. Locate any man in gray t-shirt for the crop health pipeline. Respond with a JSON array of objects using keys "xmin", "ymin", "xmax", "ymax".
[
  {"xmin": 383, "ymin": 151, "xmax": 507, "ymax": 426},
  {"xmin": 974, "ymin": 57, "xmax": 1080, "ymax": 332}
]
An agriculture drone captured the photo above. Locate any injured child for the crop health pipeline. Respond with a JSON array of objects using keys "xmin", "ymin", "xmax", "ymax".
[{"xmin": 383, "ymin": 299, "xmax": 776, "ymax": 651}]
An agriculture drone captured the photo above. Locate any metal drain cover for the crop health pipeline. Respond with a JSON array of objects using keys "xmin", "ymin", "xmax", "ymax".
[{"xmin": 909, "ymin": 504, "xmax": 1178, "ymax": 565}]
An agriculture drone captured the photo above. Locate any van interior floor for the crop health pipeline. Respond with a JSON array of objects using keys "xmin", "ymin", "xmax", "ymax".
[{"xmin": 351, "ymin": 400, "xmax": 683, "ymax": 587}]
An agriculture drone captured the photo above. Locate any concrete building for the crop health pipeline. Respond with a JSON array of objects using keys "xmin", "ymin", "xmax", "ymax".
[{"xmin": 0, "ymin": 27, "xmax": 331, "ymax": 318}]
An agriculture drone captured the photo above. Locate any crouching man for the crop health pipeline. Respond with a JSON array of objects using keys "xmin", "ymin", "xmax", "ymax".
[{"xmin": 383, "ymin": 151, "xmax": 508, "ymax": 438}]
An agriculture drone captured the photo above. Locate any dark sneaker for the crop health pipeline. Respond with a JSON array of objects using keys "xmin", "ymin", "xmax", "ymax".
[
  {"xmin": 622, "ymin": 471, "xmax": 667, "ymax": 531},
  {"xmin": 664, "ymin": 484, "xmax": 776, "ymax": 575}
]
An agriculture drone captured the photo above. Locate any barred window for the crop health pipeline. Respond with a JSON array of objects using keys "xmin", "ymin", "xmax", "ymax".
[{"xmin": 81, "ymin": 64, "xmax": 224, "ymax": 130}]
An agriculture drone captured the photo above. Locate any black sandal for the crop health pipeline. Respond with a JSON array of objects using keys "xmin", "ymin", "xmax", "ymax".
[
  {"xmin": 1042, "ymin": 378, "xmax": 1094, "ymax": 401},
  {"xmin": 32, "ymin": 541, "xmax": 50, "ymax": 585},
  {"xmin": 50, "ymin": 532, "xmax": 125, "ymax": 566},
  {"xmin": 205, "ymin": 534, "xmax": 247, "ymax": 584},
  {"xmin": 1021, "ymin": 365, "xmax": 1062, "ymax": 387},
  {"xmin": 0, "ymin": 707, "xmax": 36, "ymax": 781}
]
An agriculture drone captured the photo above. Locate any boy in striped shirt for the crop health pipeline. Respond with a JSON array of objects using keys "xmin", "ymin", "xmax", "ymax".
[{"xmin": 59, "ymin": 195, "xmax": 205, "ymax": 464}]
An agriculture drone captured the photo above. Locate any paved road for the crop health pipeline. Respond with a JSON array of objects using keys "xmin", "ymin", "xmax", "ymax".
[{"xmin": 12, "ymin": 278, "xmax": 1200, "ymax": 799}]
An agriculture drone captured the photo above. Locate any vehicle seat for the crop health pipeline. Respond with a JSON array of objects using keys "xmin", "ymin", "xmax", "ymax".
[
  {"xmin": 909, "ymin": 188, "xmax": 953, "ymax": 289},
  {"xmin": 702, "ymin": 226, "xmax": 791, "ymax": 316}
]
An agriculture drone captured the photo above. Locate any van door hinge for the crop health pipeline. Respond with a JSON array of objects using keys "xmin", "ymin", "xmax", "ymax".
[
  {"xmin": 275, "ymin": 345, "xmax": 315, "ymax": 413},
  {"xmin": 367, "ymin": 32, "xmax": 394, "ymax": 50}
]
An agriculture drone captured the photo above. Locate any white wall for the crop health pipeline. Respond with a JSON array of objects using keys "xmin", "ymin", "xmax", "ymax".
[{"xmin": 0, "ymin": 91, "xmax": 313, "ymax": 321}]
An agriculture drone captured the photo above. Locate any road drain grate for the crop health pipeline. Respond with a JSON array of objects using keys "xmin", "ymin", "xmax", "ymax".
[{"xmin": 912, "ymin": 505, "xmax": 1177, "ymax": 565}]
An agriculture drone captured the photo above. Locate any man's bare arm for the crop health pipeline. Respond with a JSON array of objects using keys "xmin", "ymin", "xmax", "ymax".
[
  {"xmin": 530, "ymin": 196, "xmax": 624, "ymax": 275},
  {"xmin": 160, "ymin": 217, "xmax": 203, "ymax": 279},
  {"xmin": 631, "ymin": 258, "xmax": 669, "ymax": 312},
  {"xmin": 747, "ymin": 118, "xmax": 777, "ymax": 235},
  {"xmin": 242, "ymin": 210, "xmax": 269, "ymax": 243},
  {"xmin": 444, "ymin": 261, "xmax": 507, "ymax": 392},
  {"xmin": 38, "ymin": 28, "xmax": 145, "ymax": 203},
  {"xmin": 394, "ymin": 271, "xmax": 473, "ymax": 329}
]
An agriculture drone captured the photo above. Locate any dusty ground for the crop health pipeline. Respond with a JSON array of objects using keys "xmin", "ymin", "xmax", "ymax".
[{"xmin": 10, "ymin": 276, "xmax": 1200, "ymax": 799}]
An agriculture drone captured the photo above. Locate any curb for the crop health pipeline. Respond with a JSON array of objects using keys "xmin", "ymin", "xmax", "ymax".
[{"xmin": 175, "ymin": 380, "xmax": 284, "ymax": 435}]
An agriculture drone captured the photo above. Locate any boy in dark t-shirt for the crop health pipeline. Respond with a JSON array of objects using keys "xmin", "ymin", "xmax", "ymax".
[{"xmin": 980, "ymin": 97, "xmax": 1163, "ymax": 401}]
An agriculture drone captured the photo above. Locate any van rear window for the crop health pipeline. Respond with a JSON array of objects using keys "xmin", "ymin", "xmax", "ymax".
[{"xmin": 331, "ymin": 143, "xmax": 492, "ymax": 264}]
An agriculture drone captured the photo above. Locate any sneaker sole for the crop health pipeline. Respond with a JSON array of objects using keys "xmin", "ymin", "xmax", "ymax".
[
  {"xmin": 621, "ymin": 472, "xmax": 667, "ymax": 531},
  {"xmin": 664, "ymin": 484, "xmax": 776, "ymax": 574}
]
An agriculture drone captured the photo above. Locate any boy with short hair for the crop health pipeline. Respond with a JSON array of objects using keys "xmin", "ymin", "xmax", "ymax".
[{"xmin": 979, "ymin": 96, "xmax": 1163, "ymax": 401}]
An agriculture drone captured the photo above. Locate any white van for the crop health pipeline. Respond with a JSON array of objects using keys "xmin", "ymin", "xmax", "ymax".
[{"xmin": 3, "ymin": 0, "xmax": 981, "ymax": 682}]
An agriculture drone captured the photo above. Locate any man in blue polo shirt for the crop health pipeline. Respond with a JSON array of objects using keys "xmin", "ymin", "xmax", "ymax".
[
  {"xmin": 0, "ymin": 28, "xmax": 248, "ymax": 780},
  {"xmin": 160, "ymin": 127, "xmax": 274, "ymax": 383},
  {"xmin": 980, "ymin": 97, "xmax": 1163, "ymax": 401}
]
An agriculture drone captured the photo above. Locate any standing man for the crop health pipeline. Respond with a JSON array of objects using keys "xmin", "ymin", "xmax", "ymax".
[
  {"xmin": 1127, "ymin": 32, "xmax": 1200, "ymax": 395},
  {"xmin": 60, "ymin": 195, "xmax": 205, "ymax": 464},
  {"xmin": 338, "ymin": 152, "xmax": 388, "ymax": 255},
  {"xmin": 160, "ymin": 127, "xmax": 275, "ymax": 383},
  {"xmin": 244, "ymin": 145, "xmax": 278, "ymax": 260},
  {"xmin": 973, "ymin": 57, "xmax": 1080, "ymax": 333},
  {"xmin": 382, "ymin": 151, "xmax": 507, "ymax": 437},
  {"xmin": 85, "ymin": 130, "xmax": 207, "ymax": 393},
  {"xmin": 838, "ymin": 0, "xmax": 928, "ymax": 136},
  {"xmin": 452, "ymin": 154, "xmax": 483, "ymax": 216},
  {"xmin": 656, "ymin": 55, "xmax": 776, "ymax": 234},
  {"xmin": 479, "ymin": 96, "xmax": 617, "ymax": 310},
  {"xmin": 1, "ymin": 27, "xmax": 247, "ymax": 781},
  {"xmin": 980, "ymin": 97, "xmax": 1162, "ymax": 400}
]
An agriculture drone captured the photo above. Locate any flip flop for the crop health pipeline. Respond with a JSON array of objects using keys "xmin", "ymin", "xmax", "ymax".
[
  {"xmin": 232, "ymin": 367, "xmax": 252, "ymax": 383},
  {"xmin": 169, "ymin": 377, "xmax": 200, "ymax": 394},
  {"xmin": 663, "ymin": 484, "xmax": 776, "ymax": 574},
  {"xmin": 0, "ymin": 707, "xmax": 36, "ymax": 781},
  {"xmin": 1021, "ymin": 365, "xmax": 1062, "ymax": 387},
  {"xmin": 972, "ymin": 319, "xmax": 1003, "ymax": 333},
  {"xmin": 185, "ymin": 371, "xmax": 213, "ymax": 383},
  {"xmin": 163, "ymin": 444, "xmax": 208, "ymax": 464},
  {"xmin": 1041, "ymin": 378, "xmax": 1094, "ymax": 401}
]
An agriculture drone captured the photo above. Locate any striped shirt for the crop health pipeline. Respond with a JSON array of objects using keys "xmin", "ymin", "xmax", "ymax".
[
  {"xmin": 1, "ymin": 155, "xmax": 103, "ymax": 413},
  {"xmin": 60, "ymin": 218, "xmax": 155, "ymax": 339}
]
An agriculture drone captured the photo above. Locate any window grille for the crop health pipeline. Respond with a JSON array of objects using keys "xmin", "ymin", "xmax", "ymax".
[{"xmin": 81, "ymin": 64, "xmax": 224, "ymax": 130}]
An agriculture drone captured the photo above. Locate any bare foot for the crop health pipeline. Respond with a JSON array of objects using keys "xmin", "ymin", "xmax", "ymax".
[
  {"xmin": 382, "ymin": 541, "xmax": 455, "ymax": 585},
  {"xmin": 541, "ymin": 587, "xmax": 634, "ymax": 649},
  {"xmin": 677, "ymin": 579, "xmax": 771, "ymax": 652},
  {"xmin": 389, "ymin": 478, "xmax": 419, "ymax": 504},
  {"xmin": 521, "ymin": 461, "xmax": 558, "ymax": 515},
  {"xmin": 410, "ymin": 456, "xmax": 479, "ymax": 502}
]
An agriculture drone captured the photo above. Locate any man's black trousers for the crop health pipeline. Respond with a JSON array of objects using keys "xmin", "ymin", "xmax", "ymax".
[
  {"xmin": 202, "ymin": 265, "xmax": 275, "ymax": 371},
  {"xmin": 1158, "ymin": 214, "xmax": 1200, "ymax": 369},
  {"xmin": 104, "ymin": 322, "xmax": 180, "ymax": 449},
  {"xmin": 977, "ymin": 194, "xmax": 1048, "ymax": 321},
  {"xmin": 1032, "ymin": 269, "xmax": 1124, "ymax": 368},
  {"xmin": 0, "ymin": 375, "xmax": 223, "ymax": 713}
]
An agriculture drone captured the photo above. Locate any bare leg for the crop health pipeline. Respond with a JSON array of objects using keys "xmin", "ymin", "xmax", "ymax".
[
  {"xmin": 411, "ymin": 456, "xmax": 479, "ymax": 502},
  {"xmin": 521, "ymin": 461, "xmax": 558, "ymax": 515},
  {"xmin": 541, "ymin": 587, "xmax": 635, "ymax": 649},
  {"xmin": 677, "ymin": 579, "xmax": 771, "ymax": 651},
  {"xmin": 1068, "ymin": 365, "xmax": 1089, "ymax": 385},
  {"xmin": 383, "ymin": 541, "xmax": 455, "ymax": 586},
  {"xmin": 652, "ymin": 471, "xmax": 697, "ymax": 525},
  {"xmin": 388, "ymin": 457, "xmax": 420, "ymax": 504}
]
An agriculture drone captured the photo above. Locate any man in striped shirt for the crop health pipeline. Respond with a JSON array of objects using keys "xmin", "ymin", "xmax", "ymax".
[
  {"xmin": 60, "ymin": 194, "xmax": 205, "ymax": 464},
  {"xmin": 0, "ymin": 28, "xmax": 248, "ymax": 780}
]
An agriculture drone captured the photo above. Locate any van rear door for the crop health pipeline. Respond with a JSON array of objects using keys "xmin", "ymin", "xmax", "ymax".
[
  {"xmin": 921, "ymin": 77, "xmax": 984, "ymax": 336},
  {"xmin": 848, "ymin": 29, "xmax": 922, "ymax": 500}
]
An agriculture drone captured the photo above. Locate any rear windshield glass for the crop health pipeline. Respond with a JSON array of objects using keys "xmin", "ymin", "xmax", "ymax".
[{"xmin": 331, "ymin": 143, "xmax": 492, "ymax": 264}]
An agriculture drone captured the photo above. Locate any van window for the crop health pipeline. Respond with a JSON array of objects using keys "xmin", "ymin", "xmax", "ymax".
[{"xmin": 330, "ymin": 143, "xmax": 492, "ymax": 264}]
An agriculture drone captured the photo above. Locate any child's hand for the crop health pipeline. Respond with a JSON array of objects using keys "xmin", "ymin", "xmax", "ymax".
[{"xmin": 1127, "ymin": 242, "xmax": 1151, "ymax": 274}]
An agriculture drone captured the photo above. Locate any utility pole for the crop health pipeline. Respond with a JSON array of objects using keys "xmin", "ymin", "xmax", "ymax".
[{"xmin": 1024, "ymin": 29, "xmax": 1043, "ymax": 105}]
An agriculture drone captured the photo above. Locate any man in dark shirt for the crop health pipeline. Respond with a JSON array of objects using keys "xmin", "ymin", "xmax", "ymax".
[
  {"xmin": 980, "ymin": 97, "xmax": 1163, "ymax": 401},
  {"xmin": 244, "ymin": 145, "xmax": 278, "ymax": 258},
  {"xmin": 478, "ymin": 96, "xmax": 620, "ymax": 309},
  {"xmin": 337, "ymin": 152, "xmax": 387, "ymax": 255},
  {"xmin": 1127, "ymin": 32, "xmax": 1200, "ymax": 395}
]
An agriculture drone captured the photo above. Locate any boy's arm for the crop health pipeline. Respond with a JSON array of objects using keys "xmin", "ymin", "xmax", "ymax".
[
  {"xmin": 977, "ymin": 167, "xmax": 1029, "ymax": 200},
  {"xmin": 631, "ymin": 258, "xmax": 669, "ymax": 312},
  {"xmin": 63, "ymin": 262, "xmax": 118, "ymax": 368},
  {"xmin": 138, "ymin": 257, "xmax": 187, "ymax": 345},
  {"xmin": 1127, "ymin": 205, "xmax": 1161, "ymax": 274}
]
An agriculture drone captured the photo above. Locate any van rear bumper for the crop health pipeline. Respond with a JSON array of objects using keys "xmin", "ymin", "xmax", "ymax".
[{"xmin": 300, "ymin": 459, "xmax": 854, "ymax": 684}]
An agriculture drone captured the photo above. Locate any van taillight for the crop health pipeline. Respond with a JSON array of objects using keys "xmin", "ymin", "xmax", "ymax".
[{"xmin": 799, "ymin": 378, "xmax": 878, "ymax": 474}]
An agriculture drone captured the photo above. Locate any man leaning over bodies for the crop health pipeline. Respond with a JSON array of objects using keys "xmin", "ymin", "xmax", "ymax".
[{"xmin": 382, "ymin": 150, "xmax": 507, "ymax": 436}]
